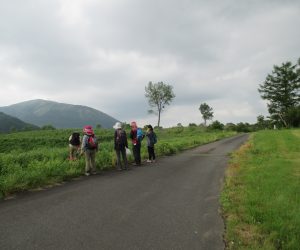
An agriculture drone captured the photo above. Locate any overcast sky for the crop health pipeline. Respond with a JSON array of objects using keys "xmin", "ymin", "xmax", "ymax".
[{"xmin": 0, "ymin": 0, "xmax": 299, "ymax": 127}]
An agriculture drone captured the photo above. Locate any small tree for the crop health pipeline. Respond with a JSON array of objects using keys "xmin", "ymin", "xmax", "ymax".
[
  {"xmin": 145, "ymin": 81, "xmax": 175, "ymax": 127},
  {"xmin": 256, "ymin": 115, "xmax": 266, "ymax": 130},
  {"xmin": 199, "ymin": 103, "xmax": 214, "ymax": 126},
  {"xmin": 209, "ymin": 120, "xmax": 224, "ymax": 130},
  {"xmin": 255, "ymin": 115, "xmax": 272, "ymax": 130},
  {"xmin": 235, "ymin": 122, "xmax": 252, "ymax": 132},
  {"xmin": 121, "ymin": 122, "xmax": 131, "ymax": 130},
  {"xmin": 258, "ymin": 58, "xmax": 300, "ymax": 127},
  {"xmin": 225, "ymin": 123, "xmax": 236, "ymax": 131}
]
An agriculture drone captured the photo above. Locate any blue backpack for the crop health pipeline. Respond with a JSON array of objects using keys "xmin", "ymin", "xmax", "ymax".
[
  {"xmin": 137, "ymin": 128, "xmax": 144, "ymax": 141},
  {"xmin": 153, "ymin": 133, "xmax": 157, "ymax": 144}
]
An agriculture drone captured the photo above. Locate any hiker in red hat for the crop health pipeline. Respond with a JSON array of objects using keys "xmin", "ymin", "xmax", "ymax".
[
  {"xmin": 129, "ymin": 121, "xmax": 144, "ymax": 166},
  {"xmin": 81, "ymin": 125, "xmax": 98, "ymax": 176}
]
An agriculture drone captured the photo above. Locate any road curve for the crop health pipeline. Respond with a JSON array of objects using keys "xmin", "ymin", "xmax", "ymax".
[{"xmin": 0, "ymin": 134, "xmax": 248, "ymax": 250}]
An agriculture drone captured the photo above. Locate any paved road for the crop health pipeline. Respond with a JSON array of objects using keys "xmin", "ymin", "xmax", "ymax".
[{"xmin": 0, "ymin": 134, "xmax": 248, "ymax": 250}]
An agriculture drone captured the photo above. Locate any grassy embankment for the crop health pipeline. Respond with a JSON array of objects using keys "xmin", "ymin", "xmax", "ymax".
[
  {"xmin": 0, "ymin": 127, "xmax": 236, "ymax": 199},
  {"xmin": 221, "ymin": 129, "xmax": 300, "ymax": 249}
]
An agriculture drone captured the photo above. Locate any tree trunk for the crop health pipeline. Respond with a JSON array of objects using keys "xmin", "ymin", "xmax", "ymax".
[
  {"xmin": 158, "ymin": 110, "xmax": 161, "ymax": 127},
  {"xmin": 278, "ymin": 112, "xmax": 288, "ymax": 128}
]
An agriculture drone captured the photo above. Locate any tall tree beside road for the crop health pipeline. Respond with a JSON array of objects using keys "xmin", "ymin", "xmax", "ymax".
[
  {"xmin": 258, "ymin": 58, "xmax": 300, "ymax": 127},
  {"xmin": 199, "ymin": 102, "xmax": 214, "ymax": 126},
  {"xmin": 145, "ymin": 81, "xmax": 175, "ymax": 127}
]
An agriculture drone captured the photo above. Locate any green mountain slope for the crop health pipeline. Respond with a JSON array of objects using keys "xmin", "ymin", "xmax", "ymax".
[
  {"xmin": 0, "ymin": 112, "xmax": 39, "ymax": 133},
  {"xmin": 0, "ymin": 99, "xmax": 119, "ymax": 129}
]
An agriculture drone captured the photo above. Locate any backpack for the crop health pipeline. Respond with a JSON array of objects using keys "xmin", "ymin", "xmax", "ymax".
[
  {"xmin": 87, "ymin": 135, "xmax": 98, "ymax": 149},
  {"xmin": 116, "ymin": 129, "xmax": 126, "ymax": 146},
  {"xmin": 137, "ymin": 128, "xmax": 144, "ymax": 141},
  {"xmin": 70, "ymin": 133, "xmax": 80, "ymax": 146},
  {"xmin": 153, "ymin": 132, "xmax": 157, "ymax": 144}
]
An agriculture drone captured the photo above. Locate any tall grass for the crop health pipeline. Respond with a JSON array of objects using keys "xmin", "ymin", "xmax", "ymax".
[
  {"xmin": 0, "ymin": 127, "xmax": 236, "ymax": 198},
  {"xmin": 221, "ymin": 129, "xmax": 300, "ymax": 249}
]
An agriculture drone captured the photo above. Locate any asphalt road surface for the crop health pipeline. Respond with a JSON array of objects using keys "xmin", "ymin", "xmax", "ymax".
[{"xmin": 0, "ymin": 134, "xmax": 248, "ymax": 250}]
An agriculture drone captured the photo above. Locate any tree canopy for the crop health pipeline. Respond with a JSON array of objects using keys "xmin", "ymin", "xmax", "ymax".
[
  {"xmin": 199, "ymin": 103, "xmax": 214, "ymax": 126},
  {"xmin": 145, "ymin": 81, "xmax": 175, "ymax": 127},
  {"xmin": 258, "ymin": 58, "xmax": 300, "ymax": 127}
]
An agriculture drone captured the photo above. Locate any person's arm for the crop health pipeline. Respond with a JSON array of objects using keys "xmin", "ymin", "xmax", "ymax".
[{"xmin": 81, "ymin": 135, "xmax": 87, "ymax": 153}]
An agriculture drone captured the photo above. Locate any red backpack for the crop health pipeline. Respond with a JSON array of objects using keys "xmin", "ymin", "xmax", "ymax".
[{"xmin": 87, "ymin": 135, "xmax": 98, "ymax": 149}]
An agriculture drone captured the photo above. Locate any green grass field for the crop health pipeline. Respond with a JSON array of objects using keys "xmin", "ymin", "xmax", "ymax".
[
  {"xmin": 221, "ymin": 129, "xmax": 300, "ymax": 249},
  {"xmin": 0, "ymin": 127, "xmax": 235, "ymax": 199}
]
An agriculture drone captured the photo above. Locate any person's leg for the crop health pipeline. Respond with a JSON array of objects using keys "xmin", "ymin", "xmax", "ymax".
[
  {"xmin": 84, "ymin": 150, "xmax": 91, "ymax": 175},
  {"xmin": 149, "ymin": 146, "xmax": 155, "ymax": 162},
  {"xmin": 115, "ymin": 149, "xmax": 122, "ymax": 170},
  {"xmin": 121, "ymin": 147, "xmax": 128, "ymax": 169},
  {"xmin": 69, "ymin": 145, "xmax": 76, "ymax": 160},
  {"xmin": 90, "ymin": 149, "xmax": 96, "ymax": 173},
  {"xmin": 152, "ymin": 146, "xmax": 156, "ymax": 161},
  {"xmin": 136, "ymin": 143, "xmax": 141, "ymax": 165},
  {"xmin": 147, "ymin": 146, "xmax": 152, "ymax": 162},
  {"xmin": 72, "ymin": 146, "xmax": 78, "ymax": 160},
  {"xmin": 132, "ymin": 145, "xmax": 139, "ymax": 165},
  {"xmin": 74, "ymin": 146, "xmax": 80, "ymax": 160}
]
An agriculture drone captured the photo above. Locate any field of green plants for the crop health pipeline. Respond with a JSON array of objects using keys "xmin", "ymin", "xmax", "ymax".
[
  {"xmin": 221, "ymin": 129, "xmax": 300, "ymax": 249},
  {"xmin": 0, "ymin": 127, "xmax": 236, "ymax": 199}
]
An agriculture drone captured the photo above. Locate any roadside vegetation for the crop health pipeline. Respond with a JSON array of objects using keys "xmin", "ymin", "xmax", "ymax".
[
  {"xmin": 221, "ymin": 129, "xmax": 300, "ymax": 249},
  {"xmin": 0, "ymin": 126, "xmax": 235, "ymax": 199}
]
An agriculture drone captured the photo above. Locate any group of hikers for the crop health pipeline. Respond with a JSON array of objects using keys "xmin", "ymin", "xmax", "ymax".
[{"xmin": 68, "ymin": 121, "xmax": 157, "ymax": 176}]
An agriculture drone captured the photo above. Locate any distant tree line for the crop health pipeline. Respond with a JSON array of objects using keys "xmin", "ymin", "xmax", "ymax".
[{"xmin": 183, "ymin": 118, "xmax": 273, "ymax": 133}]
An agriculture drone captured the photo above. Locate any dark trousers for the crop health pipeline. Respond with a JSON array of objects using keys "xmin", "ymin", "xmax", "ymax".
[
  {"xmin": 132, "ymin": 143, "xmax": 141, "ymax": 165},
  {"xmin": 115, "ymin": 148, "xmax": 128, "ymax": 170},
  {"xmin": 147, "ymin": 146, "xmax": 155, "ymax": 160}
]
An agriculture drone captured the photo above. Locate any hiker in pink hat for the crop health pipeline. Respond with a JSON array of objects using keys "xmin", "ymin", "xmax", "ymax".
[
  {"xmin": 129, "ymin": 121, "xmax": 144, "ymax": 166},
  {"xmin": 81, "ymin": 125, "xmax": 98, "ymax": 176}
]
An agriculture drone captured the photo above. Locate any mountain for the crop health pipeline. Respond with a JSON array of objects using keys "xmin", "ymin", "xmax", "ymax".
[
  {"xmin": 0, "ymin": 99, "xmax": 119, "ymax": 129},
  {"xmin": 0, "ymin": 112, "xmax": 39, "ymax": 133}
]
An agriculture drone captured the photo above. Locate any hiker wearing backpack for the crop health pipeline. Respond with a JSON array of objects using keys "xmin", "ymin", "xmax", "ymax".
[
  {"xmin": 129, "ymin": 121, "xmax": 144, "ymax": 166},
  {"xmin": 113, "ymin": 122, "xmax": 129, "ymax": 171},
  {"xmin": 81, "ymin": 125, "xmax": 98, "ymax": 176},
  {"xmin": 68, "ymin": 132, "xmax": 81, "ymax": 160},
  {"xmin": 146, "ymin": 125, "xmax": 157, "ymax": 163}
]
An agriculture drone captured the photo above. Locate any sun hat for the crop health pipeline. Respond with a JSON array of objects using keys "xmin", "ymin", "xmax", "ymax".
[
  {"xmin": 83, "ymin": 125, "xmax": 94, "ymax": 135},
  {"xmin": 113, "ymin": 122, "xmax": 122, "ymax": 129}
]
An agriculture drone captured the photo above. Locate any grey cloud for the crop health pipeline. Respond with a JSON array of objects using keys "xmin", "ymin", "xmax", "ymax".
[{"xmin": 0, "ymin": 0, "xmax": 299, "ymax": 125}]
